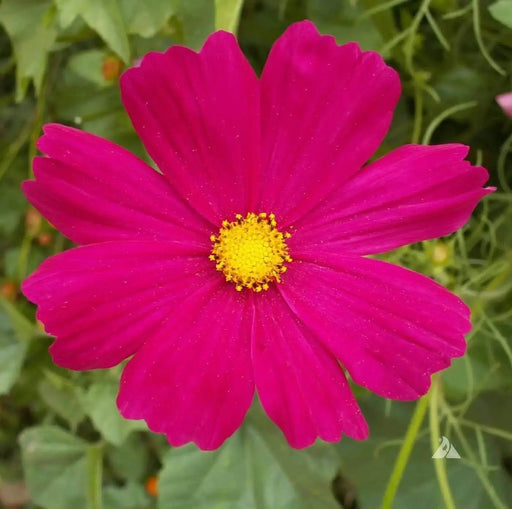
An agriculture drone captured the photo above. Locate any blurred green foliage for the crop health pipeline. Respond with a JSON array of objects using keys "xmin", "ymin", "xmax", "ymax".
[{"xmin": 0, "ymin": 0, "xmax": 511, "ymax": 508}]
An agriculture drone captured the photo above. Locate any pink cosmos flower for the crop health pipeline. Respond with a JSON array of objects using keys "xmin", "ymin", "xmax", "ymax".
[
  {"xmin": 496, "ymin": 92, "xmax": 512, "ymax": 117},
  {"xmin": 22, "ymin": 21, "xmax": 492, "ymax": 450}
]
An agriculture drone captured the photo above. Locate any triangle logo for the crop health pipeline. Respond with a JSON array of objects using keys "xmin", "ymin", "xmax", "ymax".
[{"xmin": 432, "ymin": 436, "xmax": 461, "ymax": 459}]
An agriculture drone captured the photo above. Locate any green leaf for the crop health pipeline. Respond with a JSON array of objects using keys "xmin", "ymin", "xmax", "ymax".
[
  {"xmin": 107, "ymin": 434, "xmax": 151, "ymax": 482},
  {"xmin": 173, "ymin": 0, "xmax": 215, "ymax": 49},
  {"xmin": 0, "ymin": 0, "xmax": 57, "ymax": 101},
  {"xmin": 52, "ymin": 69, "xmax": 146, "ymax": 158},
  {"xmin": 4, "ymin": 246, "xmax": 47, "ymax": 281},
  {"xmin": 215, "ymin": 0, "xmax": 244, "ymax": 34},
  {"xmin": 38, "ymin": 370, "xmax": 85, "ymax": 430},
  {"xmin": 0, "ymin": 317, "xmax": 26, "ymax": 395},
  {"xmin": 0, "ymin": 297, "xmax": 35, "ymax": 342},
  {"xmin": 54, "ymin": 0, "xmax": 130, "ymax": 62},
  {"xmin": 307, "ymin": 0, "xmax": 383, "ymax": 50},
  {"xmin": 82, "ymin": 380, "xmax": 146, "ymax": 446},
  {"xmin": 19, "ymin": 426, "xmax": 89, "ymax": 509},
  {"xmin": 120, "ymin": 0, "xmax": 175, "ymax": 37},
  {"xmin": 67, "ymin": 49, "xmax": 111, "ymax": 87},
  {"xmin": 103, "ymin": 482, "xmax": 151, "ymax": 509},
  {"xmin": 0, "ymin": 300, "xmax": 32, "ymax": 395},
  {"xmin": 158, "ymin": 404, "xmax": 340, "ymax": 508},
  {"xmin": 489, "ymin": 1, "xmax": 512, "ymax": 30}
]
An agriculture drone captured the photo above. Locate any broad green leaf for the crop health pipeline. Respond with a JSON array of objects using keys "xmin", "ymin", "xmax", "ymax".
[
  {"xmin": 444, "ymin": 349, "xmax": 512, "ymax": 400},
  {"xmin": 103, "ymin": 482, "xmax": 151, "ymax": 509},
  {"xmin": 53, "ymin": 71, "xmax": 146, "ymax": 158},
  {"xmin": 0, "ymin": 305, "xmax": 28, "ymax": 395},
  {"xmin": 215, "ymin": 0, "xmax": 244, "ymax": 34},
  {"xmin": 0, "ymin": 297, "xmax": 35, "ymax": 342},
  {"xmin": 82, "ymin": 380, "xmax": 146, "ymax": 446},
  {"xmin": 19, "ymin": 426, "xmax": 89, "ymax": 509},
  {"xmin": 489, "ymin": 0, "xmax": 512, "ymax": 30},
  {"xmin": 38, "ymin": 370, "xmax": 85, "ymax": 430},
  {"xmin": 54, "ymin": 0, "xmax": 79, "ymax": 28},
  {"xmin": 54, "ymin": 0, "xmax": 130, "ymax": 62},
  {"xmin": 67, "ymin": 49, "xmax": 111, "ymax": 87},
  {"xmin": 107, "ymin": 434, "xmax": 151, "ymax": 482},
  {"xmin": 53, "ymin": 72, "xmax": 123, "ymax": 121},
  {"xmin": 120, "ymin": 0, "xmax": 175, "ymax": 37},
  {"xmin": 173, "ymin": 0, "xmax": 215, "ymax": 49},
  {"xmin": 0, "ymin": 0, "xmax": 57, "ymax": 101},
  {"xmin": 307, "ymin": 0, "xmax": 383, "ymax": 50},
  {"xmin": 158, "ymin": 404, "xmax": 340, "ymax": 508}
]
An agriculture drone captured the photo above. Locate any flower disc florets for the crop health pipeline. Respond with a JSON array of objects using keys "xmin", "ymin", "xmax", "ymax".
[{"xmin": 209, "ymin": 212, "xmax": 292, "ymax": 292}]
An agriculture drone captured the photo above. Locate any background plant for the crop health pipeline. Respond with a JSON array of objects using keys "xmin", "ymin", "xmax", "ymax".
[{"xmin": 0, "ymin": 0, "xmax": 511, "ymax": 508}]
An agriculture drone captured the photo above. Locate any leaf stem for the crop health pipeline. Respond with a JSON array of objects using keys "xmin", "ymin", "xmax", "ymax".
[
  {"xmin": 381, "ymin": 393, "xmax": 430, "ymax": 509},
  {"xmin": 471, "ymin": 0, "xmax": 506, "ymax": 75},
  {"xmin": 86, "ymin": 443, "xmax": 103, "ymax": 509},
  {"xmin": 429, "ymin": 375, "xmax": 456, "ymax": 509},
  {"xmin": 421, "ymin": 101, "xmax": 477, "ymax": 145},
  {"xmin": 442, "ymin": 403, "xmax": 508, "ymax": 509},
  {"xmin": 411, "ymin": 82, "xmax": 424, "ymax": 144}
]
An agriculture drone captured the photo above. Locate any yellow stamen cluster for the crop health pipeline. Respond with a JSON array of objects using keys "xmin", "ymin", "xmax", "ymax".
[{"xmin": 209, "ymin": 212, "xmax": 292, "ymax": 292}]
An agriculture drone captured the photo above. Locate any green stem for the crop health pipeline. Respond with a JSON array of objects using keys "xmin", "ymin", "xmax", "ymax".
[
  {"xmin": 429, "ymin": 376, "xmax": 456, "ymax": 509},
  {"xmin": 28, "ymin": 66, "xmax": 50, "ymax": 177},
  {"xmin": 381, "ymin": 393, "xmax": 430, "ymax": 508},
  {"xmin": 443, "ymin": 404, "xmax": 508, "ymax": 509},
  {"xmin": 17, "ymin": 233, "xmax": 32, "ymax": 282},
  {"xmin": 404, "ymin": 0, "xmax": 431, "ymax": 73},
  {"xmin": 411, "ymin": 82, "xmax": 423, "ymax": 144},
  {"xmin": 0, "ymin": 113, "xmax": 35, "ymax": 181},
  {"xmin": 497, "ymin": 130, "xmax": 512, "ymax": 193},
  {"xmin": 86, "ymin": 444, "xmax": 103, "ymax": 509},
  {"xmin": 359, "ymin": 0, "xmax": 401, "ymax": 45},
  {"xmin": 459, "ymin": 419, "xmax": 512, "ymax": 442},
  {"xmin": 421, "ymin": 101, "xmax": 477, "ymax": 145},
  {"xmin": 471, "ymin": 0, "xmax": 506, "ymax": 75},
  {"xmin": 470, "ymin": 258, "xmax": 512, "ymax": 323}
]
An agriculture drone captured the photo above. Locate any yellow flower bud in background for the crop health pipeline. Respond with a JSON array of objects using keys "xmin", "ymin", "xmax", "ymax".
[
  {"xmin": 25, "ymin": 207, "xmax": 42, "ymax": 237},
  {"xmin": 0, "ymin": 280, "xmax": 18, "ymax": 301},
  {"xmin": 102, "ymin": 56, "xmax": 124, "ymax": 82},
  {"xmin": 431, "ymin": 242, "xmax": 450, "ymax": 266},
  {"xmin": 145, "ymin": 476, "xmax": 158, "ymax": 497}
]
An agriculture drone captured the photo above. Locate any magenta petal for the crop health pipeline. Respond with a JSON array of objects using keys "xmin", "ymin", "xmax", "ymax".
[
  {"xmin": 280, "ymin": 252, "xmax": 470, "ymax": 400},
  {"xmin": 290, "ymin": 144, "xmax": 493, "ymax": 255},
  {"xmin": 496, "ymin": 92, "xmax": 512, "ymax": 117},
  {"xmin": 258, "ymin": 20, "xmax": 400, "ymax": 226},
  {"xmin": 117, "ymin": 284, "xmax": 254, "ymax": 450},
  {"xmin": 24, "ymin": 124, "xmax": 210, "ymax": 246},
  {"xmin": 252, "ymin": 289, "xmax": 368, "ymax": 448},
  {"xmin": 22, "ymin": 241, "xmax": 214, "ymax": 370},
  {"xmin": 120, "ymin": 31, "xmax": 260, "ymax": 224}
]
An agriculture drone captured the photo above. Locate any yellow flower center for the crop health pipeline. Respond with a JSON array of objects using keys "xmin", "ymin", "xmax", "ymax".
[{"xmin": 209, "ymin": 212, "xmax": 292, "ymax": 292}]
